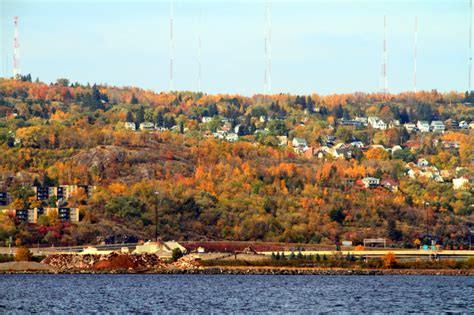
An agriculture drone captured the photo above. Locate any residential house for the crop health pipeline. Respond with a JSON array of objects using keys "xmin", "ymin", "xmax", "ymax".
[
  {"xmin": 391, "ymin": 145, "xmax": 403, "ymax": 153},
  {"xmin": 381, "ymin": 179, "xmax": 399, "ymax": 192},
  {"xmin": 225, "ymin": 133, "xmax": 238, "ymax": 142},
  {"xmin": 453, "ymin": 176, "xmax": 470, "ymax": 190},
  {"xmin": 139, "ymin": 122, "xmax": 155, "ymax": 131},
  {"xmin": 350, "ymin": 141, "xmax": 364, "ymax": 148},
  {"xmin": 124, "ymin": 122, "xmax": 136, "ymax": 131},
  {"xmin": 276, "ymin": 135, "xmax": 288, "ymax": 147},
  {"xmin": 417, "ymin": 121, "xmax": 430, "ymax": 133},
  {"xmin": 292, "ymin": 138, "xmax": 308, "ymax": 153},
  {"xmin": 201, "ymin": 116, "xmax": 212, "ymax": 123},
  {"xmin": 404, "ymin": 123, "xmax": 417, "ymax": 132},
  {"xmin": 430, "ymin": 120, "xmax": 445, "ymax": 133},
  {"xmin": 388, "ymin": 120, "xmax": 401, "ymax": 129},
  {"xmin": 361, "ymin": 177, "xmax": 380, "ymax": 188},
  {"xmin": 406, "ymin": 162, "xmax": 443, "ymax": 182},
  {"xmin": 0, "ymin": 192, "xmax": 7, "ymax": 206},
  {"xmin": 470, "ymin": 122, "xmax": 474, "ymax": 129},
  {"xmin": 417, "ymin": 158, "xmax": 429, "ymax": 168},
  {"xmin": 459, "ymin": 121, "xmax": 469, "ymax": 129},
  {"xmin": 368, "ymin": 116, "xmax": 387, "ymax": 130},
  {"xmin": 355, "ymin": 117, "xmax": 368, "ymax": 126}
]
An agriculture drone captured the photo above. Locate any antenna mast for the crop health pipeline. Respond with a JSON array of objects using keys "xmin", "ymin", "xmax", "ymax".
[
  {"xmin": 414, "ymin": 16, "xmax": 418, "ymax": 93},
  {"xmin": 198, "ymin": 6, "xmax": 202, "ymax": 92},
  {"xmin": 13, "ymin": 16, "xmax": 20, "ymax": 79},
  {"xmin": 169, "ymin": 0, "xmax": 174, "ymax": 91},
  {"xmin": 264, "ymin": 0, "xmax": 272, "ymax": 94},
  {"xmin": 469, "ymin": 0, "xmax": 472, "ymax": 92},
  {"xmin": 380, "ymin": 15, "xmax": 388, "ymax": 96}
]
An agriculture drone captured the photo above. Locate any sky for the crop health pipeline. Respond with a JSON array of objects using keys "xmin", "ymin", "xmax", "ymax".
[{"xmin": 0, "ymin": 0, "xmax": 471, "ymax": 95}]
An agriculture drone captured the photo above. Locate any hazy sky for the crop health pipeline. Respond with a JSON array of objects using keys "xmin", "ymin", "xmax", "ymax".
[{"xmin": 0, "ymin": 0, "xmax": 471, "ymax": 95}]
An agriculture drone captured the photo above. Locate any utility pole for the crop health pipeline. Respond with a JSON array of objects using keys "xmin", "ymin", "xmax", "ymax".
[
  {"xmin": 414, "ymin": 16, "xmax": 418, "ymax": 93},
  {"xmin": 169, "ymin": 0, "xmax": 174, "ymax": 91},
  {"xmin": 469, "ymin": 0, "xmax": 472, "ymax": 92},
  {"xmin": 154, "ymin": 191, "xmax": 160, "ymax": 242}
]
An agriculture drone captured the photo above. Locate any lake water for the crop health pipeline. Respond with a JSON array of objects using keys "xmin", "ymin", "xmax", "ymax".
[{"xmin": 1, "ymin": 275, "xmax": 473, "ymax": 313}]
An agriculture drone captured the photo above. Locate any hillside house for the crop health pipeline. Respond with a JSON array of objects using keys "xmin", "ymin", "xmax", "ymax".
[
  {"xmin": 381, "ymin": 179, "xmax": 399, "ymax": 192},
  {"xmin": 124, "ymin": 122, "xmax": 136, "ymax": 131},
  {"xmin": 417, "ymin": 158, "xmax": 429, "ymax": 167},
  {"xmin": 225, "ymin": 133, "xmax": 238, "ymax": 142},
  {"xmin": 368, "ymin": 117, "xmax": 387, "ymax": 130},
  {"xmin": 292, "ymin": 138, "xmax": 308, "ymax": 153},
  {"xmin": 453, "ymin": 177, "xmax": 470, "ymax": 190},
  {"xmin": 139, "ymin": 122, "xmax": 155, "ymax": 131},
  {"xmin": 361, "ymin": 177, "xmax": 380, "ymax": 188},
  {"xmin": 404, "ymin": 123, "xmax": 417, "ymax": 132},
  {"xmin": 430, "ymin": 121, "xmax": 445, "ymax": 133},
  {"xmin": 417, "ymin": 121, "xmax": 430, "ymax": 133}
]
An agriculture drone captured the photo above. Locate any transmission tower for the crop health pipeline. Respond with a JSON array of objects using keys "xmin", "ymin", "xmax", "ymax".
[
  {"xmin": 414, "ymin": 16, "xmax": 418, "ymax": 93},
  {"xmin": 169, "ymin": 0, "xmax": 174, "ymax": 91},
  {"xmin": 13, "ymin": 16, "xmax": 20, "ymax": 79},
  {"xmin": 380, "ymin": 15, "xmax": 388, "ymax": 95},
  {"xmin": 264, "ymin": 0, "xmax": 272, "ymax": 94},
  {"xmin": 198, "ymin": 6, "xmax": 202, "ymax": 92},
  {"xmin": 469, "ymin": 0, "xmax": 472, "ymax": 92}
]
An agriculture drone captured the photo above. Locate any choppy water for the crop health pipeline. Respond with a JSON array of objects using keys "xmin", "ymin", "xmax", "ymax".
[{"xmin": 1, "ymin": 275, "xmax": 473, "ymax": 313}]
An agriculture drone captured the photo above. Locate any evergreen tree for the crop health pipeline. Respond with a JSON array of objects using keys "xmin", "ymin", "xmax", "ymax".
[
  {"xmin": 126, "ymin": 111, "xmax": 134, "ymax": 122},
  {"xmin": 135, "ymin": 106, "xmax": 145, "ymax": 125},
  {"xmin": 131, "ymin": 94, "xmax": 139, "ymax": 105}
]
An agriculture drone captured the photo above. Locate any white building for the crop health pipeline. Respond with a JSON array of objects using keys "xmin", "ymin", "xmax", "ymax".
[
  {"xmin": 417, "ymin": 121, "xmax": 430, "ymax": 133},
  {"xmin": 226, "ymin": 133, "xmax": 239, "ymax": 142},
  {"xmin": 124, "ymin": 122, "xmax": 136, "ymax": 131},
  {"xmin": 453, "ymin": 177, "xmax": 470, "ymax": 190},
  {"xmin": 404, "ymin": 123, "xmax": 417, "ymax": 132},
  {"xmin": 430, "ymin": 121, "xmax": 445, "ymax": 133},
  {"xmin": 368, "ymin": 117, "xmax": 387, "ymax": 130},
  {"xmin": 139, "ymin": 122, "xmax": 155, "ymax": 131}
]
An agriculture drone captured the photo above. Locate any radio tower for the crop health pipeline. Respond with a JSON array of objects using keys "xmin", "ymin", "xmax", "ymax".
[
  {"xmin": 197, "ymin": 6, "xmax": 202, "ymax": 92},
  {"xmin": 264, "ymin": 0, "xmax": 272, "ymax": 94},
  {"xmin": 380, "ymin": 15, "xmax": 388, "ymax": 96},
  {"xmin": 13, "ymin": 16, "xmax": 20, "ymax": 79},
  {"xmin": 469, "ymin": 0, "xmax": 472, "ymax": 92},
  {"xmin": 169, "ymin": 0, "xmax": 174, "ymax": 91},
  {"xmin": 414, "ymin": 16, "xmax": 418, "ymax": 93}
]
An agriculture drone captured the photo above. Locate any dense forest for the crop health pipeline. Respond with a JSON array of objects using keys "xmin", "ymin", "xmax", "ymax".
[{"xmin": 0, "ymin": 76, "xmax": 473, "ymax": 248}]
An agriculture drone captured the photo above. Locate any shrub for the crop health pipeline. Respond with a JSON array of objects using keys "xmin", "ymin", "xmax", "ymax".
[
  {"xmin": 14, "ymin": 247, "xmax": 32, "ymax": 262},
  {"xmin": 382, "ymin": 252, "xmax": 397, "ymax": 269}
]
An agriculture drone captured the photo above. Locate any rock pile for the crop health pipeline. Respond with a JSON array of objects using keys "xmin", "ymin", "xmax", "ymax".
[
  {"xmin": 171, "ymin": 256, "xmax": 203, "ymax": 270},
  {"xmin": 42, "ymin": 253, "xmax": 169, "ymax": 272}
]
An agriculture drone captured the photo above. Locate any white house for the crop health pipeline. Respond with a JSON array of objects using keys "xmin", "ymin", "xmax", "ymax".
[
  {"xmin": 368, "ymin": 116, "xmax": 387, "ymax": 130},
  {"xmin": 430, "ymin": 121, "xmax": 445, "ymax": 133},
  {"xmin": 292, "ymin": 138, "xmax": 308, "ymax": 153},
  {"xmin": 417, "ymin": 158, "xmax": 429, "ymax": 168},
  {"xmin": 139, "ymin": 122, "xmax": 155, "ymax": 131},
  {"xmin": 361, "ymin": 177, "xmax": 380, "ymax": 188},
  {"xmin": 225, "ymin": 133, "xmax": 239, "ymax": 142},
  {"xmin": 417, "ymin": 121, "xmax": 430, "ymax": 133},
  {"xmin": 404, "ymin": 123, "xmax": 417, "ymax": 132},
  {"xmin": 202, "ymin": 116, "xmax": 212, "ymax": 123},
  {"xmin": 350, "ymin": 141, "xmax": 364, "ymax": 148},
  {"xmin": 124, "ymin": 122, "xmax": 136, "ymax": 131},
  {"xmin": 388, "ymin": 120, "xmax": 401, "ymax": 129},
  {"xmin": 459, "ymin": 121, "xmax": 469, "ymax": 129},
  {"xmin": 453, "ymin": 177, "xmax": 470, "ymax": 190}
]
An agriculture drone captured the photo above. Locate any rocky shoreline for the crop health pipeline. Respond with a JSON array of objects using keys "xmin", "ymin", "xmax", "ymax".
[{"xmin": 1, "ymin": 266, "xmax": 473, "ymax": 276}]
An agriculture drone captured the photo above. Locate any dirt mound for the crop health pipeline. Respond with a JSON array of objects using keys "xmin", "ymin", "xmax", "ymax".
[
  {"xmin": 0, "ymin": 261, "xmax": 52, "ymax": 272},
  {"xmin": 171, "ymin": 256, "xmax": 203, "ymax": 270}
]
